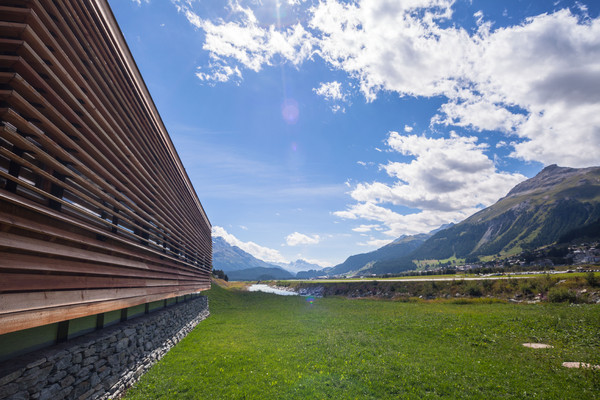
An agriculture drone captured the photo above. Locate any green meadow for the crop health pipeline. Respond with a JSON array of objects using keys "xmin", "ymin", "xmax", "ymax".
[{"xmin": 125, "ymin": 284, "xmax": 600, "ymax": 399}]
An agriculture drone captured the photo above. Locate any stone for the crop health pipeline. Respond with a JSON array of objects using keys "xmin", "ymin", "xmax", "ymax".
[
  {"xmin": 115, "ymin": 338, "xmax": 129, "ymax": 352},
  {"xmin": 97, "ymin": 367, "xmax": 110, "ymax": 381},
  {"xmin": 27, "ymin": 380, "xmax": 45, "ymax": 396},
  {"xmin": 48, "ymin": 370, "xmax": 67, "ymax": 384},
  {"xmin": 26, "ymin": 358, "xmax": 47, "ymax": 369},
  {"xmin": 48, "ymin": 350, "xmax": 69, "ymax": 362},
  {"xmin": 106, "ymin": 354, "xmax": 119, "ymax": 367},
  {"xmin": 38, "ymin": 383, "xmax": 61, "ymax": 400},
  {"xmin": 76, "ymin": 366, "xmax": 92, "ymax": 379},
  {"xmin": 123, "ymin": 328, "xmax": 136, "ymax": 337},
  {"xmin": 0, "ymin": 369, "xmax": 23, "ymax": 386},
  {"xmin": 72, "ymin": 353, "xmax": 83, "ymax": 364},
  {"xmin": 54, "ymin": 354, "xmax": 73, "ymax": 371},
  {"xmin": 22, "ymin": 367, "xmax": 40, "ymax": 378},
  {"xmin": 73, "ymin": 380, "xmax": 91, "ymax": 399},
  {"xmin": 90, "ymin": 373, "xmax": 100, "ymax": 388},
  {"xmin": 60, "ymin": 375, "xmax": 75, "ymax": 388},
  {"xmin": 82, "ymin": 356, "xmax": 98, "ymax": 367},
  {"xmin": 94, "ymin": 359, "xmax": 106, "ymax": 370},
  {"xmin": 77, "ymin": 388, "xmax": 95, "ymax": 400},
  {"xmin": 84, "ymin": 346, "xmax": 97, "ymax": 358},
  {"xmin": 9, "ymin": 391, "xmax": 29, "ymax": 400},
  {"xmin": 103, "ymin": 376, "xmax": 119, "ymax": 390},
  {"xmin": 59, "ymin": 386, "xmax": 73, "ymax": 398},
  {"xmin": 0, "ymin": 382, "xmax": 19, "ymax": 398}
]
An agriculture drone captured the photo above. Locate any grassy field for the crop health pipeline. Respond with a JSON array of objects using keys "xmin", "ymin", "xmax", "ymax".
[{"xmin": 125, "ymin": 284, "xmax": 600, "ymax": 399}]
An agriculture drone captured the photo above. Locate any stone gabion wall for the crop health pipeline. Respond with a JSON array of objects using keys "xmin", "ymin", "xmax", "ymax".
[{"xmin": 0, "ymin": 296, "xmax": 209, "ymax": 400}]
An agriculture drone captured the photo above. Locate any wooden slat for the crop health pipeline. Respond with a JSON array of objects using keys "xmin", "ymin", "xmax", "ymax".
[
  {"xmin": 0, "ymin": 190, "xmax": 209, "ymax": 274},
  {"xmin": 0, "ymin": 272, "xmax": 201, "ymax": 292},
  {"xmin": 0, "ymin": 254, "xmax": 197, "ymax": 282},
  {"xmin": 0, "ymin": 285, "xmax": 203, "ymax": 314}
]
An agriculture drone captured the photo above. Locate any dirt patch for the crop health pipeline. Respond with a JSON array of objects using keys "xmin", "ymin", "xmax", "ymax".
[
  {"xmin": 522, "ymin": 343, "xmax": 553, "ymax": 349},
  {"xmin": 562, "ymin": 362, "xmax": 600, "ymax": 369}
]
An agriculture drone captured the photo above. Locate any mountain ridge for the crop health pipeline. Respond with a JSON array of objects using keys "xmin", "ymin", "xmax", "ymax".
[{"xmin": 319, "ymin": 165, "xmax": 600, "ymax": 277}]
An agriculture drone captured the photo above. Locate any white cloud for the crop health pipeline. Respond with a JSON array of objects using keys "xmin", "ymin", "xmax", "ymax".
[
  {"xmin": 313, "ymin": 81, "xmax": 346, "ymax": 101},
  {"xmin": 404, "ymin": 125, "xmax": 413, "ymax": 132},
  {"xmin": 352, "ymin": 224, "xmax": 381, "ymax": 233},
  {"xmin": 358, "ymin": 238, "xmax": 393, "ymax": 247},
  {"xmin": 213, "ymin": 226, "xmax": 287, "ymax": 263},
  {"xmin": 285, "ymin": 232, "xmax": 321, "ymax": 246},
  {"xmin": 196, "ymin": 64, "xmax": 242, "ymax": 84},
  {"xmin": 173, "ymin": 1, "xmax": 314, "ymax": 82},
  {"xmin": 330, "ymin": 104, "xmax": 345, "ymax": 113},
  {"xmin": 335, "ymin": 132, "xmax": 526, "ymax": 237},
  {"xmin": 314, "ymin": 81, "xmax": 348, "ymax": 112},
  {"xmin": 176, "ymin": 1, "xmax": 600, "ymax": 167}
]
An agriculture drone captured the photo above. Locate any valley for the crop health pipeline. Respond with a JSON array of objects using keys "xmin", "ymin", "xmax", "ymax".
[{"xmin": 124, "ymin": 283, "xmax": 600, "ymax": 399}]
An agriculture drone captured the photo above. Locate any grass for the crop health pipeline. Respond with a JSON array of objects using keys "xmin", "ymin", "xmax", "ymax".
[{"xmin": 125, "ymin": 284, "xmax": 600, "ymax": 399}]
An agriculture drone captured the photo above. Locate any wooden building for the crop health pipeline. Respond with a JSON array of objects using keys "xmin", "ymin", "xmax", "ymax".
[{"xmin": 0, "ymin": 0, "xmax": 212, "ymax": 352}]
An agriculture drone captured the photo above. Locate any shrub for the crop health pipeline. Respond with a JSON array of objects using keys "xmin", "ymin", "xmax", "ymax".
[
  {"xmin": 585, "ymin": 271, "xmax": 598, "ymax": 287},
  {"xmin": 212, "ymin": 269, "xmax": 229, "ymax": 281},
  {"xmin": 481, "ymin": 279, "xmax": 494, "ymax": 291},
  {"xmin": 548, "ymin": 287, "xmax": 577, "ymax": 303},
  {"xmin": 532, "ymin": 274, "xmax": 557, "ymax": 294},
  {"xmin": 465, "ymin": 281, "xmax": 483, "ymax": 297},
  {"xmin": 519, "ymin": 281, "xmax": 534, "ymax": 296}
]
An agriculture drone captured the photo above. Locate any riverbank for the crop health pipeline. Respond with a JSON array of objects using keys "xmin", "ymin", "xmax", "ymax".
[{"xmin": 275, "ymin": 272, "xmax": 600, "ymax": 303}]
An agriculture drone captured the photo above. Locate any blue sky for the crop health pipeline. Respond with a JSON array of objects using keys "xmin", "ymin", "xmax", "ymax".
[{"xmin": 108, "ymin": 0, "xmax": 600, "ymax": 267}]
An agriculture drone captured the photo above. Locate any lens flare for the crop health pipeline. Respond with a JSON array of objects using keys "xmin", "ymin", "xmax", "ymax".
[
  {"xmin": 306, "ymin": 296, "xmax": 315, "ymax": 305},
  {"xmin": 281, "ymin": 98, "xmax": 299, "ymax": 124}
]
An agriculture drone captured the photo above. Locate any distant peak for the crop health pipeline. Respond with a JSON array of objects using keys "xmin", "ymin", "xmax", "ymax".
[
  {"xmin": 506, "ymin": 164, "xmax": 578, "ymax": 197},
  {"xmin": 539, "ymin": 164, "xmax": 570, "ymax": 175}
]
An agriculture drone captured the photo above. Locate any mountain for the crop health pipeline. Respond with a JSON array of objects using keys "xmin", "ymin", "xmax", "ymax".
[
  {"xmin": 411, "ymin": 165, "xmax": 600, "ymax": 260},
  {"xmin": 227, "ymin": 267, "xmax": 294, "ymax": 281},
  {"xmin": 326, "ymin": 231, "xmax": 439, "ymax": 277},
  {"xmin": 275, "ymin": 259, "xmax": 325, "ymax": 274},
  {"xmin": 326, "ymin": 165, "xmax": 600, "ymax": 276},
  {"xmin": 212, "ymin": 236, "xmax": 287, "ymax": 273},
  {"xmin": 558, "ymin": 217, "xmax": 600, "ymax": 244}
]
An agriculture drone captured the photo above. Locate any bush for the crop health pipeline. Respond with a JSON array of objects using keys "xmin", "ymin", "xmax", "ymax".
[
  {"xmin": 465, "ymin": 281, "xmax": 483, "ymax": 297},
  {"xmin": 548, "ymin": 287, "xmax": 577, "ymax": 303},
  {"xmin": 585, "ymin": 271, "xmax": 598, "ymax": 287},
  {"xmin": 212, "ymin": 269, "xmax": 229, "ymax": 281},
  {"xmin": 537, "ymin": 274, "xmax": 557, "ymax": 293},
  {"xmin": 519, "ymin": 281, "xmax": 534, "ymax": 296}
]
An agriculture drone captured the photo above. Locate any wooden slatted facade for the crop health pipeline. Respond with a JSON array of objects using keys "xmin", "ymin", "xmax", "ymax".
[{"xmin": 0, "ymin": 0, "xmax": 212, "ymax": 336}]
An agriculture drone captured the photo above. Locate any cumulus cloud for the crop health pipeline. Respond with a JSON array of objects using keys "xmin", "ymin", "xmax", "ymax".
[
  {"xmin": 352, "ymin": 224, "xmax": 382, "ymax": 233},
  {"xmin": 173, "ymin": 0, "xmax": 314, "ymax": 80},
  {"xmin": 213, "ymin": 226, "xmax": 287, "ymax": 263},
  {"xmin": 335, "ymin": 132, "xmax": 526, "ymax": 237},
  {"xmin": 358, "ymin": 238, "xmax": 393, "ymax": 247},
  {"xmin": 175, "ymin": 0, "xmax": 600, "ymax": 167},
  {"xmin": 196, "ymin": 65, "xmax": 242, "ymax": 84},
  {"xmin": 285, "ymin": 232, "xmax": 321, "ymax": 246},
  {"xmin": 313, "ymin": 81, "xmax": 348, "ymax": 112},
  {"xmin": 313, "ymin": 81, "xmax": 346, "ymax": 101}
]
